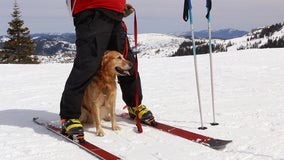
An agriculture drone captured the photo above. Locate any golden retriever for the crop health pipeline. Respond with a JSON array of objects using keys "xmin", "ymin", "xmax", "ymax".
[{"xmin": 79, "ymin": 50, "xmax": 132, "ymax": 136}]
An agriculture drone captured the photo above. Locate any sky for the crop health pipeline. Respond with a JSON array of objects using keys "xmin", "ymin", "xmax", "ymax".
[{"xmin": 0, "ymin": 0, "xmax": 284, "ymax": 35}]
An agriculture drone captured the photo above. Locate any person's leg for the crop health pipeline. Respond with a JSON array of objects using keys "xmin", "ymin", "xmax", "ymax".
[
  {"xmin": 60, "ymin": 10, "xmax": 115, "ymax": 120},
  {"xmin": 111, "ymin": 22, "xmax": 156, "ymax": 125}
]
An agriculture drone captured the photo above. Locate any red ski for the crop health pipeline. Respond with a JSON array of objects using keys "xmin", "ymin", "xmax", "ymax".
[
  {"xmin": 119, "ymin": 113, "xmax": 232, "ymax": 150},
  {"xmin": 151, "ymin": 122, "xmax": 232, "ymax": 150},
  {"xmin": 33, "ymin": 117, "xmax": 121, "ymax": 160}
]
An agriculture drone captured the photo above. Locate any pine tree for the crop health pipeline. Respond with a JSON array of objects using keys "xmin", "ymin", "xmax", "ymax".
[{"xmin": 0, "ymin": 0, "xmax": 38, "ymax": 64}]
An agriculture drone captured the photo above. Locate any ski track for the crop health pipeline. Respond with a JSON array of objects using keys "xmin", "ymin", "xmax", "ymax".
[{"xmin": 0, "ymin": 48, "xmax": 284, "ymax": 160}]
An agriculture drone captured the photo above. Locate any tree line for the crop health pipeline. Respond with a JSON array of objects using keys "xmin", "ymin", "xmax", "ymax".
[{"xmin": 172, "ymin": 40, "xmax": 226, "ymax": 57}]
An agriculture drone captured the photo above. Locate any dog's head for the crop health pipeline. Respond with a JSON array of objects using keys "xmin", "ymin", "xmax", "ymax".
[{"xmin": 101, "ymin": 50, "xmax": 133, "ymax": 76}]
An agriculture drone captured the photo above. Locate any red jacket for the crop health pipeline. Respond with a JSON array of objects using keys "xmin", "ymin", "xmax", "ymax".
[{"xmin": 72, "ymin": 0, "xmax": 126, "ymax": 15}]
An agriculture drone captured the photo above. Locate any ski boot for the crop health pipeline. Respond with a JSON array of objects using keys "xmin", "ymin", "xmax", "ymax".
[
  {"xmin": 127, "ymin": 104, "xmax": 158, "ymax": 126},
  {"xmin": 61, "ymin": 119, "xmax": 85, "ymax": 143}
]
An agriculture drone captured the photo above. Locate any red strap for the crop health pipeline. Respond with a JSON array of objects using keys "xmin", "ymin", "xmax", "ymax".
[
  {"xmin": 122, "ymin": 21, "xmax": 129, "ymax": 58},
  {"xmin": 134, "ymin": 12, "xmax": 138, "ymax": 52},
  {"xmin": 133, "ymin": 12, "xmax": 142, "ymax": 133}
]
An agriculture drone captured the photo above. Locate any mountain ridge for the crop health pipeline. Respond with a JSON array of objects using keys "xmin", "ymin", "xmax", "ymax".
[
  {"xmin": 1, "ymin": 23, "xmax": 283, "ymax": 63},
  {"xmin": 176, "ymin": 28, "xmax": 248, "ymax": 39},
  {"xmin": 0, "ymin": 28, "xmax": 249, "ymax": 57}
]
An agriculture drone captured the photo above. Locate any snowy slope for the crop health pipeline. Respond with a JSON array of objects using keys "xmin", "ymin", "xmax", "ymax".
[
  {"xmin": 225, "ymin": 25, "xmax": 284, "ymax": 51},
  {"xmin": 0, "ymin": 48, "xmax": 284, "ymax": 160},
  {"xmin": 127, "ymin": 33, "xmax": 188, "ymax": 58}
]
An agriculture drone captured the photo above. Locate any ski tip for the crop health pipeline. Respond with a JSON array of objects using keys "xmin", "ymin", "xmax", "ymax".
[
  {"xmin": 208, "ymin": 139, "xmax": 232, "ymax": 150},
  {"xmin": 32, "ymin": 117, "xmax": 48, "ymax": 126},
  {"xmin": 33, "ymin": 117, "xmax": 42, "ymax": 124}
]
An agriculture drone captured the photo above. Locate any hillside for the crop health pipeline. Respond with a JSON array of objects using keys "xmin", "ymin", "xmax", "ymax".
[
  {"xmin": 225, "ymin": 23, "xmax": 284, "ymax": 51},
  {"xmin": 174, "ymin": 23, "xmax": 284, "ymax": 56}
]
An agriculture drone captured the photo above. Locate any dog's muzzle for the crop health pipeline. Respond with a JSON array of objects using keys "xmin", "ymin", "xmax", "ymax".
[{"xmin": 115, "ymin": 67, "xmax": 131, "ymax": 76}]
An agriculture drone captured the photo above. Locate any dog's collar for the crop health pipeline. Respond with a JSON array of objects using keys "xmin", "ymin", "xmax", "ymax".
[{"xmin": 103, "ymin": 87, "xmax": 107, "ymax": 97}]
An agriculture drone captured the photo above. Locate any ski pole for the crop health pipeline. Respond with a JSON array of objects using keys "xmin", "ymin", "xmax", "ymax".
[
  {"xmin": 206, "ymin": 0, "xmax": 219, "ymax": 126},
  {"xmin": 184, "ymin": 0, "xmax": 207, "ymax": 130}
]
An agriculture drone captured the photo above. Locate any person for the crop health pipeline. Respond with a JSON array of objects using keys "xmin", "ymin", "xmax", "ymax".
[{"xmin": 60, "ymin": 0, "xmax": 156, "ymax": 139}]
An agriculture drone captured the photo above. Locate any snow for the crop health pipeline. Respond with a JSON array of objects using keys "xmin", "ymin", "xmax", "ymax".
[
  {"xmin": 1, "ymin": 48, "xmax": 284, "ymax": 160},
  {"xmin": 128, "ymin": 33, "xmax": 189, "ymax": 58},
  {"xmin": 0, "ymin": 35, "xmax": 10, "ymax": 42}
]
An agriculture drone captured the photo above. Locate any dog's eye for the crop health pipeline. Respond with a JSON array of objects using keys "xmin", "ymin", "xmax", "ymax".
[{"xmin": 117, "ymin": 56, "xmax": 122, "ymax": 60}]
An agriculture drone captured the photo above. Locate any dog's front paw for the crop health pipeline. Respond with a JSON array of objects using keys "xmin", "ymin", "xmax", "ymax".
[
  {"xmin": 112, "ymin": 125, "xmax": 121, "ymax": 131},
  {"xmin": 96, "ymin": 128, "xmax": 105, "ymax": 137}
]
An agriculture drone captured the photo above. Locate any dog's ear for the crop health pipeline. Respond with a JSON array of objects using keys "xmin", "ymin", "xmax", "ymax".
[
  {"xmin": 101, "ymin": 51, "xmax": 110, "ymax": 67},
  {"xmin": 101, "ymin": 55, "xmax": 108, "ymax": 67}
]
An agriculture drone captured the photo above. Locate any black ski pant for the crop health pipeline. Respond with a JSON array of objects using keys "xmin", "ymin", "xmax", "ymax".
[{"xmin": 60, "ymin": 9, "xmax": 142, "ymax": 119}]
